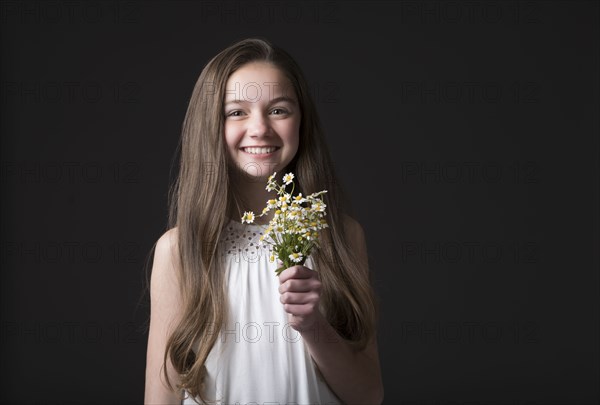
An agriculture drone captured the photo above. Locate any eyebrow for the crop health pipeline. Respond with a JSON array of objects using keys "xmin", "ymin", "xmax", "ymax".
[{"xmin": 224, "ymin": 96, "xmax": 297, "ymax": 106}]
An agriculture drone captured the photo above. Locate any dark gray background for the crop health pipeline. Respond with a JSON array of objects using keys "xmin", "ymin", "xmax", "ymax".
[{"xmin": 1, "ymin": 1, "xmax": 598, "ymax": 404}]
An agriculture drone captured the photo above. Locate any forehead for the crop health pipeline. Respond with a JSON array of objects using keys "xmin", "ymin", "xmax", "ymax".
[{"xmin": 225, "ymin": 62, "xmax": 294, "ymax": 100}]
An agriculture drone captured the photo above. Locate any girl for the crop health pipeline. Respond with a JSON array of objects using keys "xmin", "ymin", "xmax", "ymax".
[{"xmin": 144, "ymin": 38, "xmax": 384, "ymax": 405}]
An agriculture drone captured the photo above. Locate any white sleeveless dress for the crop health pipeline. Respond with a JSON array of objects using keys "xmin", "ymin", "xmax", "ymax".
[{"xmin": 182, "ymin": 219, "xmax": 342, "ymax": 405}]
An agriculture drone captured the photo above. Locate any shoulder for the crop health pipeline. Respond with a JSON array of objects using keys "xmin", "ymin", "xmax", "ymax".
[
  {"xmin": 155, "ymin": 227, "xmax": 179, "ymax": 258},
  {"xmin": 151, "ymin": 227, "xmax": 181, "ymax": 292},
  {"xmin": 342, "ymin": 213, "xmax": 362, "ymax": 231},
  {"xmin": 342, "ymin": 214, "xmax": 369, "ymax": 272},
  {"xmin": 341, "ymin": 214, "xmax": 366, "ymax": 244},
  {"xmin": 340, "ymin": 214, "xmax": 368, "ymax": 263}
]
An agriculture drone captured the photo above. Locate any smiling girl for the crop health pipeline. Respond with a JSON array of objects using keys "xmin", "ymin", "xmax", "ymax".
[{"xmin": 144, "ymin": 38, "xmax": 383, "ymax": 405}]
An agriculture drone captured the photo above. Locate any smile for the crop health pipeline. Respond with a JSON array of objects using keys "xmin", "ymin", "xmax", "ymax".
[{"xmin": 241, "ymin": 147, "xmax": 280, "ymax": 154}]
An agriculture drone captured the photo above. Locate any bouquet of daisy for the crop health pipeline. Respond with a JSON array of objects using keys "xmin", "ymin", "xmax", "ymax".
[{"xmin": 241, "ymin": 172, "xmax": 329, "ymax": 275}]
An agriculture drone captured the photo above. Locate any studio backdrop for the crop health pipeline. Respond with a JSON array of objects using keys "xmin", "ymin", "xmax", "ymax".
[{"xmin": 1, "ymin": 1, "xmax": 598, "ymax": 404}]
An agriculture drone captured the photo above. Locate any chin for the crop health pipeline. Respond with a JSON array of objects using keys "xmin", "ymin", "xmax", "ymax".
[
  {"xmin": 231, "ymin": 168, "xmax": 271, "ymax": 184},
  {"xmin": 230, "ymin": 157, "xmax": 292, "ymax": 182}
]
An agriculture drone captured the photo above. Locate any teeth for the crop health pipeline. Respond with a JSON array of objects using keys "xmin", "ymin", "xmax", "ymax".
[{"xmin": 244, "ymin": 147, "xmax": 277, "ymax": 154}]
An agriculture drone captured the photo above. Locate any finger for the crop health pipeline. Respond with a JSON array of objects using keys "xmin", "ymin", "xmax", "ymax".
[
  {"xmin": 278, "ymin": 278, "xmax": 321, "ymax": 294},
  {"xmin": 279, "ymin": 279, "xmax": 311, "ymax": 294},
  {"xmin": 279, "ymin": 291, "xmax": 319, "ymax": 305},
  {"xmin": 278, "ymin": 265, "xmax": 316, "ymax": 284},
  {"xmin": 282, "ymin": 303, "xmax": 317, "ymax": 317}
]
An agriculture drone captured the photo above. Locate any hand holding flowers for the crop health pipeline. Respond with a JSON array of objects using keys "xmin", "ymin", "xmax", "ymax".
[{"xmin": 278, "ymin": 263, "xmax": 323, "ymax": 332}]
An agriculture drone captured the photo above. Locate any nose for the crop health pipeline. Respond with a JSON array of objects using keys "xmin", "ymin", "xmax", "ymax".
[{"xmin": 247, "ymin": 112, "xmax": 269, "ymax": 137}]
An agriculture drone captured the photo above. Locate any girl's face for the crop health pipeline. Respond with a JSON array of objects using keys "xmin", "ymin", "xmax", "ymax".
[{"xmin": 223, "ymin": 62, "xmax": 301, "ymax": 182}]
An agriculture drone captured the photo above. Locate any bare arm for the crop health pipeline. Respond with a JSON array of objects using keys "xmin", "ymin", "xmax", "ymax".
[
  {"xmin": 144, "ymin": 229, "xmax": 185, "ymax": 404},
  {"xmin": 278, "ymin": 218, "xmax": 384, "ymax": 404},
  {"xmin": 301, "ymin": 315, "xmax": 383, "ymax": 404}
]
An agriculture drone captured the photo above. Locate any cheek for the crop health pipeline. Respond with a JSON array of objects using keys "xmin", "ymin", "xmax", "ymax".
[
  {"xmin": 291, "ymin": 133, "xmax": 300, "ymax": 152},
  {"xmin": 292, "ymin": 121, "xmax": 301, "ymax": 150},
  {"xmin": 286, "ymin": 118, "xmax": 301, "ymax": 143},
  {"xmin": 224, "ymin": 124, "xmax": 241, "ymax": 148}
]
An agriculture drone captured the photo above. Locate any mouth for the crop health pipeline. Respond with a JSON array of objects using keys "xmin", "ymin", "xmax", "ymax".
[{"xmin": 240, "ymin": 146, "xmax": 280, "ymax": 156}]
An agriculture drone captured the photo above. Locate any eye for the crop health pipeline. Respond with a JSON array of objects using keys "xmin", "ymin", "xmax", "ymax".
[
  {"xmin": 270, "ymin": 108, "xmax": 288, "ymax": 115},
  {"xmin": 226, "ymin": 110, "xmax": 244, "ymax": 117}
]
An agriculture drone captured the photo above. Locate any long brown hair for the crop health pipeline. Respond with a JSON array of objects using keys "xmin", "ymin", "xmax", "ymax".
[{"xmin": 163, "ymin": 37, "xmax": 378, "ymax": 403}]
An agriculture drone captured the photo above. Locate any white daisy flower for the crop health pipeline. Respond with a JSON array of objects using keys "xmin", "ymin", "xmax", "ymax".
[
  {"xmin": 289, "ymin": 252, "xmax": 303, "ymax": 263},
  {"xmin": 241, "ymin": 211, "xmax": 255, "ymax": 223},
  {"xmin": 311, "ymin": 201, "xmax": 326, "ymax": 212},
  {"xmin": 293, "ymin": 193, "xmax": 305, "ymax": 204},
  {"xmin": 283, "ymin": 173, "xmax": 295, "ymax": 185}
]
